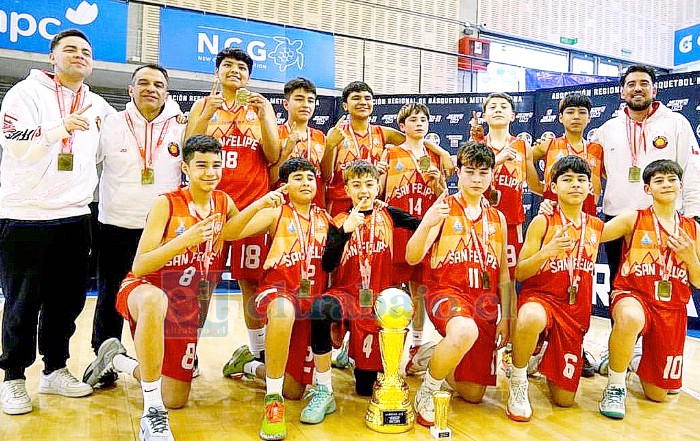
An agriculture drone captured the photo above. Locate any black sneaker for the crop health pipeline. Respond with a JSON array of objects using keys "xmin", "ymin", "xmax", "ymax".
[{"xmin": 582, "ymin": 350, "xmax": 596, "ymax": 378}]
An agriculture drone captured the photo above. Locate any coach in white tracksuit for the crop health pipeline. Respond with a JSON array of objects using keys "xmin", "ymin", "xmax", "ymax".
[
  {"xmin": 89, "ymin": 65, "xmax": 185, "ymax": 365},
  {"xmin": 0, "ymin": 30, "xmax": 115, "ymax": 415},
  {"xmin": 593, "ymin": 65, "xmax": 700, "ymax": 279}
]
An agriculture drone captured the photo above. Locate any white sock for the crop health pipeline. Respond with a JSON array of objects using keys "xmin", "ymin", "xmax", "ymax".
[
  {"xmin": 114, "ymin": 354, "xmax": 139, "ymax": 377},
  {"xmin": 266, "ymin": 375, "xmax": 284, "ymax": 396},
  {"xmin": 608, "ymin": 368, "xmax": 627, "ymax": 388},
  {"xmin": 315, "ymin": 369, "xmax": 333, "ymax": 392},
  {"xmin": 141, "ymin": 378, "xmax": 164, "ymax": 413},
  {"xmin": 423, "ymin": 368, "xmax": 443, "ymax": 391},
  {"xmin": 249, "ymin": 327, "xmax": 266, "ymax": 358},
  {"xmin": 412, "ymin": 330, "xmax": 423, "ymax": 347},
  {"xmin": 243, "ymin": 361, "xmax": 263, "ymax": 377},
  {"xmin": 511, "ymin": 364, "xmax": 527, "ymax": 380}
]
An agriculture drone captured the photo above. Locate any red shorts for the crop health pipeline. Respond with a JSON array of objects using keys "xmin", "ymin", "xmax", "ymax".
[
  {"xmin": 116, "ymin": 276, "xmax": 199, "ymax": 383},
  {"xmin": 426, "ymin": 290, "xmax": 498, "ymax": 386},
  {"xmin": 325, "ymin": 290, "xmax": 383, "ymax": 372},
  {"xmin": 253, "ymin": 285, "xmax": 315, "ymax": 318},
  {"xmin": 610, "ymin": 290, "xmax": 687, "ymax": 390},
  {"xmin": 391, "ymin": 262, "xmax": 425, "ymax": 287},
  {"xmin": 518, "ymin": 295, "xmax": 586, "ymax": 392},
  {"xmin": 506, "ymin": 224, "xmax": 524, "ymax": 278},
  {"xmin": 327, "ymin": 198, "xmax": 352, "ymax": 218},
  {"xmin": 229, "ymin": 235, "xmax": 269, "ymax": 282}
]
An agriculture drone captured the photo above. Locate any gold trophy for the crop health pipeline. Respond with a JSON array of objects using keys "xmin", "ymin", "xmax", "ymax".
[
  {"xmin": 366, "ymin": 288, "xmax": 415, "ymax": 433},
  {"xmin": 430, "ymin": 391, "xmax": 452, "ymax": 439}
]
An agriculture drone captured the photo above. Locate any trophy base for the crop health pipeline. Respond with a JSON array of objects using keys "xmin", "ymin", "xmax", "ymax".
[
  {"xmin": 431, "ymin": 426, "xmax": 452, "ymax": 439},
  {"xmin": 365, "ymin": 401, "xmax": 415, "ymax": 433}
]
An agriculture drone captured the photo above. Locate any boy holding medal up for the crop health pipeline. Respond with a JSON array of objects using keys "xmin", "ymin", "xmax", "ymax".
[
  {"xmin": 506, "ymin": 156, "xmax": 604, "ymax": 422},
  {"xmin": 597, "ymin": 159, "xmax": 699, "ymax": 420}
]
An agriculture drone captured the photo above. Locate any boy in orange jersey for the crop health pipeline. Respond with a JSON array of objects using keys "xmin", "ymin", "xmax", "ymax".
[
  {"xmin": 470, "ymin": 92, "xmax": 542, "ymax": 277},
  {"xmin": 82, "ymin": 135, "xmax": 285, "ymax": 441},
  {"xmin": 380, "ymin": 102, "xmax": 446, "ymax": 365},
  {"xmin": 223, "ymin": 158, "xmax": 335, "ymax": 440},
  {"xmin": 296, "ymin": 161, "xmax": 423, "ymax": 425},
  {"xmin": 322, "ymin": 81, "xmax": 454, "ymax": 217},
  {"xmin": 506, "ymin": 156, "xmax": 604, "ymax": 422},
  {"xmin": 185, "ymin": 48, "xmax": 281, "ymax": 364},
  {"xmin": 598, "ymin": 159, "xmax": 699, "ymax": 420},
  {"xmin": 406, "ymin": 141, "xmax": 513, "ymax": 427},
  {"xmin": 532, "ymin": 93, "xmax": 605, "ymax": 216},
  {"xmin": 270, "ymin": 77, "xmax": 328, "ymax": 207}
]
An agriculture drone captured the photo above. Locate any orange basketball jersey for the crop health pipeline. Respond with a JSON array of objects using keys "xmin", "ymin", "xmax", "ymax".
[
  {"xmin": 520, "ymin": 210, "xmax": 604, "ymax": 328},
  {"xmin": 145, "ymin": 188, "xmax": 230, "ymax": 291},
  {"xmin": 488, "ymin": 136, "xmax": 527, "ymax": 226},
  {"xmin": 332, "ymin": 208, "xmax": 395, "ymax": 294},
  {"xmin": 207, "ymin": 102, "xmax": 269, "ymax": 209},
  {"xmin": 277, "ymin": 124, "xmax": 326, "ymax": 207},
  {"xmin": 327, "ymin": 124, "xmax": 385, "ymax": 204},
  {"xmin": 426, "ymin": 194, "xmax": 505, "ymax": 301},
  {"xmin": 542, "ymin": 137, "xmax": 604, "ymax": 216},
  {"xmin": 260, "ymin": 204, "xmax": 332, "ymax": 312},
  {"xmin": 384, "ymin": 144, "xmax": 440, "ymax": 264},
  {"xmin": 614, "ymin": 207, "xmax": 697, "ymax": 308}
]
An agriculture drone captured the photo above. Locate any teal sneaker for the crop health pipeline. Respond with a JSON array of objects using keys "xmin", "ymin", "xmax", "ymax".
[
  {"xmin": 332, "ymin": 339, "xmax": 353, "ymax": 369},
  {"xmin": 223, "ymin": 345, "xmax": 255, "ymax": 378},
  {"xmin": 260, "ymin": 393, "xmax": 286, "ymax": 440},
  {"xmin": 599, "ymin": 385, "xmax": 626, "ymax": 419},
  {"xmin": 300, "ymin": 385, "xmax": 336, "ymax": 424}
]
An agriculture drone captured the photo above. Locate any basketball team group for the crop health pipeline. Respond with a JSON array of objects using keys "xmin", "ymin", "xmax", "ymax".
[{"xmin": 0, "ymin": 29, "xmax": 699, "ymax": 440}]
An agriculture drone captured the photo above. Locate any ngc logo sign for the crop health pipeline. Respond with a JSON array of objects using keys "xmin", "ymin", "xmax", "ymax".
[{"xmin": 674, "ymin": 23, "xmax": 700, "ymax": 65}]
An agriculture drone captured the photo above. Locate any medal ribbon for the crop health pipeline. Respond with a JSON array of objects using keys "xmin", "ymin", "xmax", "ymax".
[
  {"xmin": 625, "ymin": 114, "xmax": 647, "ymax": 168},
  {"xmin": 289, "ymin": 204, "xmax": 316, "ymax": 280},
  {"xmin": 183, "ymin": 188, "xmax": 215, "ymax": 280},
  {"xmin": 125, "ymin": 113, "xmax": 171, "ymax": 173},
  {"xmin": 354, "ymin": 208, "xmax": 377, "ymax": 290},
  {"xmin": 346, "ymin": 124, "xmax": 374, "ymax": 162},
  {"xmin": 54, "ymin": 76, "xmax": 85, "ymax": 154},
  {"xmin": 651, "ymin": 208, "xmax": 680, "ymax": 281},
  {"xmin": 565, "ymin": 138, "xmax": 588, "ymax": 160},
  {"xmin": 284, "ymin": 123, "xmax": 313, "ymax": 162},
  {"xmin": 457, "ymin": 194, "xmax": 490, "ymax": 276},
  {"xmin": 559, "ymin": 209, "xmax": 587, "ymax": 291},
  {"xmin": 400, "ymin": 142, "xmax": 430, "ymax": 173}
]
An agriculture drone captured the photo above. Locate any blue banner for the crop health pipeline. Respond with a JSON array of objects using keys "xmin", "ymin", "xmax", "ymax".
[
  {"xmin": 525, "ymin": 69, "xmax": 614, "ymax": 91},
  {"xmin": 0, "ymin": 0, "xmax": 128, "ymax": 62},
  {"xmin": 159, "ymin": 8, "xmax": 336, "ymax": 89},
  {"xmin": 674, "ymin": 23, "xmax": 700, "ymax": 65}
]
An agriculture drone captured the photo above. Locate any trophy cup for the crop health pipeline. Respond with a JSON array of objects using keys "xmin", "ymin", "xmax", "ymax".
[
  {"xmin": 430, "ymin": 391, "xmax": 452, "ymax": 439},
  {"xmin": 366, "ymin": 288, "xmax": 415, "ymax": 433}
]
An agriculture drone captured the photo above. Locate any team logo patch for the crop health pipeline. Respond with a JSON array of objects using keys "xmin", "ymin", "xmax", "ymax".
[
  {"xmin": 168, "ymin": 142, "xmax": 180, "ymax": 157},
  {"xmin": 395, "ymin": 160, "xmax": 405, "ymax": 171},
  {"xmin": 287, "ymin": 222, "xmax": 296, "ymax": 233},
  {"xmin": 95, "ymin": 116, "xmax": 102, "ymax": 132},
  {"xmin": 652, "ymin": 136, "xmax": 668, "ymax": 149},
  {"xmin": 211, "ymin": 114, "xmax": 218, "ymax": 123},
  {"xmin": 453, "ymin": 220, "xmax": 463, "ymax": 232},
  {"xmin": 175, "ymin": 221, "xmax": 186, "ymax": 236},
  {"xmin": 246, "ymin": 110, "xmax": 257, "ymax": 121},
  {"xmin": 641, "ymin": 232, "xmax": 652, "ymax": 246}
]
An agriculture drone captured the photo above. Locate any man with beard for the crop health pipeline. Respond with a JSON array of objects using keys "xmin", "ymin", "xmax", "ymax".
[{"xmin": 593, "ymin": 64, "xmax": 699, "ymax": 281}]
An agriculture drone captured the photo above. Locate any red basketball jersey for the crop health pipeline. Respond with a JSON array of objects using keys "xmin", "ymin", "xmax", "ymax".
[
  {"xmin": 327, "ymin": 124, "xmax": 385, "ymax": 204},
  {"xmin": 425, "ymin": 194, "xmax": 505, "ymax": 301},
  {"xmin": 144, "ymin": 188, "xmax": 230, "ymax": 293},
  {"xmin": 519, "ymin": 210, "xmax": 604, "ymax": 329},
  {"xmin": 614, "ymin": 207, "xmax": 697, "ymax": 308},
  {"xmin": 207, "ymin": 102, "xmax": 269, "ymax": 209},
  {"xmin": 332, "ymin": 208, "xmax": 395, "ymax": 296},
  {"xmin": 488, "ymin": 136, "xmax": 527, "ymax": 226},
  {"xmin": 259, "ymin": 203, "xmax": 332, "ymax": 313},
  {"xmin": 384, "ymin": 144, "xmax": 440, "ymax": 265},
  {"xmin": 542, "ymin": 137, "xmax": 604, "ymax": 216}
]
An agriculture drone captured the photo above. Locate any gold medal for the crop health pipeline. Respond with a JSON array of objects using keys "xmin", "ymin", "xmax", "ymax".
[
  {"xmin": 359, "ymin": 288, "xmax": 374, "ymax": 308},
  {"xmin": 418, "ymin": 155, "xmax": 431, "ymax": 172},
  {"xmin": 235, "ymin": 88, "xmax": 249, "ymax": 106},
  {"xmin": 299, "ymin": 279, "xmax": 311, "ymax": 298},
  {"xmin": 141, "ymin": 167, "xmax": 155, "ymax": 185},
  {"xmin": 628, "ymin": 166, "xmax": 641, "ymax": 182},
  {"xmin": 656, "ymin": 280, "xmax": 672, "ymax": 301},
  {"xmin": 482, "ymin": 271, "xmax": 491, "ymax": 290},
  {"xmin": 57, "ymin": 152, "xmax": 74, "ymax": 171},
  {"xmin": 568, "ymin": 285, "xmax": 577, "ymax": 305},
  {"xmin": 489, "ymin": 189, "xmax": 501, "ymax": 206}
]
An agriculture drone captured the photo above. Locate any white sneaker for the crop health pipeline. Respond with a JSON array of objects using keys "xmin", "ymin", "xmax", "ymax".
[
  {"xmin": 506, "ymin": 376, "xmax": 532, "ymax": 422},
  {"xmin": 599, "ymin": 384, "xmax": 626, "ymax": 419},
  {"xmin": 39, "ymin": 367, "xmax": 93, "ymax": 397},
  {"xmin": 414, "ymin": 382, "xmax": 435, "ymax": 427},
  {"xmin": 2, "ymin": 379, "xmax": 32, "ymax": 415},
  {"xmin": 140, "ymin": 406, "xmax": 175, "ymax": 440}
]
